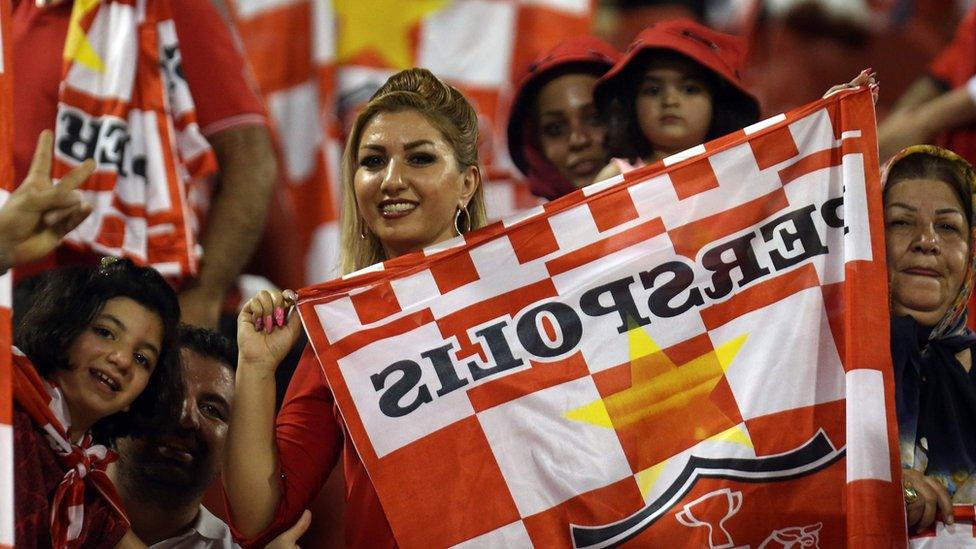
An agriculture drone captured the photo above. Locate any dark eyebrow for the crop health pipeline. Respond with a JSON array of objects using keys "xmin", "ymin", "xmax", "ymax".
[
  {"xmin": 360, "ymin": 143, "xmax": 385, "ymax": 152},
  {"xmin": 98, "ymin": 313, "xmax": 161, "ymax": 358},
  {"xmin": 539, "ymin": 110, "xmax": 568, "ymax": 118}
]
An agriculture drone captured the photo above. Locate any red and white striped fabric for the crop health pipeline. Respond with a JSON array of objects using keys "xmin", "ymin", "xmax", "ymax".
[
  {"xmin": 298, "ymin": 88, "xmax": 905, "ymax": 547},
  {"xmin": 228, "ymin": 0, "xmax": 584, "ymax": 286},
  {"xmin": 53, "ymin": 0, "xmax": 216, "ymax": 280},
  {"xmin": 0, "ymin": 1, "xmax": 14, "ymax": 546}
]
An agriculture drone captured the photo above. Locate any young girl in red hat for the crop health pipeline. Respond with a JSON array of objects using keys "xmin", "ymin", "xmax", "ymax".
[
  {"xmin": 506, "ymin": 36, "xmax": 621, "ymax": 199},
  {"xmin": 593, "ymin": 19, "xmax": 761, "ymax": 178}
]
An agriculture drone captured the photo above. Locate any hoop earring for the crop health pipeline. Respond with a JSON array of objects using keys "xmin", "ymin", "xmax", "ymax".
[
  {"xmin": 359, "ymin": 218, "xmax": 369, "ymax": 240},
  {"xmin": 454, "ymin": 204, "xmax": 471, "ymax": 235}
]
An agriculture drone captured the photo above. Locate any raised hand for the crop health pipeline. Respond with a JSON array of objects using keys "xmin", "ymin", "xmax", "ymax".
[
  {"xmin": 237, "ymin": 288, "xmax": 303, "ymax": 373},
  {"xmin": 823, "ymin": 69, "xmax": 879, "ymax": 104},
  {"xmin": 0, "ymin": 130, "xmax": 94, "ymax": 271},
  {"xmin": 265, "ymin": 510, "xmax": 312, "ymax": 549}
]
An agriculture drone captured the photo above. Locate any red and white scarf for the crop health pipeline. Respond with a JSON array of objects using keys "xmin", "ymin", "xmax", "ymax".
[
  {"xmin": 11, "ymin": 348, "xmax": 128, "ymax": 549},
  {"xmin": 52, "ymin": 0, "xmax": 216, "ymax": 280}
]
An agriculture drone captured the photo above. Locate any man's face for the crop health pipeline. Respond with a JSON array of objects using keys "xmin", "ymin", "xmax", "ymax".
[{"xmin": 115, "ymin": 349, "xmax": 234, "ymax": 495}]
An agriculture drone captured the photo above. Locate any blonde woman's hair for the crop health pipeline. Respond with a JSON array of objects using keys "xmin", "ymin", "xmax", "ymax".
[{"xmin": 339, "ymin": 68, "xmax": 488, "ymax": 275}]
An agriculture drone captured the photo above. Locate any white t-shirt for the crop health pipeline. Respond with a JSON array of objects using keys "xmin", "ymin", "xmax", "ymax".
[{"xmin": 148, "ymin": 506, "xmax": 240, "ymax": 549}]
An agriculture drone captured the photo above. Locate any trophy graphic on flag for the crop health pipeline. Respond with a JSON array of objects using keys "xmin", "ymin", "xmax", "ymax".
[{"xmin": 675, "ymin": 488, "xmax": 743, "ymax": 549}]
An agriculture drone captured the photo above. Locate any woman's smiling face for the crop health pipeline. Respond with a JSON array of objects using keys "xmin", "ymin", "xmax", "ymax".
[
  {"xmin": 885, "ymin": 178, "xmax": 972, "ymax": 327},
  {"xmin": 354, "ymin": 109, "xmax": 478, "ymax": 259}
]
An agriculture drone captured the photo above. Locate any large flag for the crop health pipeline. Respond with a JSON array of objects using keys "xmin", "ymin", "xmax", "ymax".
[
  {"xmin": 297, "ymin": 87, "xmax": 905, "ymax": 547},
  {"xmin": 228, "ymin": 0, "xmax": 586, "ymax": 287},
  {"xmin": 0, "ymin": 1, "xmax": 14, "ymax": 547}
]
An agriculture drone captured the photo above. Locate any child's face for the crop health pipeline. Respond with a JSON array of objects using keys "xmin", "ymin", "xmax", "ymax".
[
  {"xmin": 53, "ymin": 297, "xmax": 163, "ymax": 434},
  {"xmin": 635, "ymin": 55, "xmax": 713, "ymax": 158}
]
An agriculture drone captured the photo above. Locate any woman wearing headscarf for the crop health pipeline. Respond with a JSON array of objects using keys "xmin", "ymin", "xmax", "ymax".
[
  {"xmin": 506, "ymin": 36, "xmax": 620, "ymax": 199},
  {"xmin": 884, "ymin": 145, "xmax": 976, "ymax": 532}
]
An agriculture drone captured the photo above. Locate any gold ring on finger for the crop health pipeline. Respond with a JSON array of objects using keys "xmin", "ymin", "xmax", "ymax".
[{"xmin": 904, "ymin": 486, "xmax": 919, "ymax": 504}]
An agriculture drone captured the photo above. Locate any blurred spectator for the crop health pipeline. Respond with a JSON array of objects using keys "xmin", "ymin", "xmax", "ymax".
[
  {"xmin": 878, "ymin": 3, "xmax": 976, "ymax": 162},
  {"xmin": 11, "ymin": 0, "xmax": 277, "ymax": 329},
  {"xmin": 745, "ymin": 0, "xmax": 957, "ymax": 119}
]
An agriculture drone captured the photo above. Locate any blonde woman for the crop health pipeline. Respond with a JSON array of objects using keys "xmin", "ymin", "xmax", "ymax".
[{"xmin": 224, "ymin": 68, "xmax": 487, "ymax": 546}]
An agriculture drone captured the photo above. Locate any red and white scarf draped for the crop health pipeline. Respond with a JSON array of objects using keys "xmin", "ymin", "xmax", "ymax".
[
  {"xmin": 10, "ymin": 347, "xmax": 128, "ymax": 549},
  {"xmin": 52, "ymin": 0, "xmax": 216, "ymax": 280}
]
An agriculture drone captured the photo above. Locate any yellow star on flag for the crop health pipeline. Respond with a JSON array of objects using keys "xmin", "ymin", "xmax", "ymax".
[
  {"xmin": 565, "ymin": 325, "xmax": 753, "ymax": 498},
  {"xmin": 565, "ymin": 328, "xmax": 748, "ymax": 430},
  {"xmin": 333, "ymin": 0, "xmax": 448, "ymax": 69},
  {"xmin": 63, "ymin": 0, "xmax": 105, "ymax": 73}
]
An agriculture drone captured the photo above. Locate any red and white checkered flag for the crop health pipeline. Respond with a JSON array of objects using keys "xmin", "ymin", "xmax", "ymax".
[
  {"xmin": 229, "ymin": 0, "xmax": 587, "ymax": 286},
  {"xmin": 298, "ymin": 88, "xmax": 904, "ymax": 547}
]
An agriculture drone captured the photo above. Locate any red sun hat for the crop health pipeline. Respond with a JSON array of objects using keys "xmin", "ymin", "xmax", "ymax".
[
  {"xmin": 506, "ymin": 36, "xmax": 621, "ymax": 199},
  {"xmin": 593, "ymin": 18, "xmax": 759, "ymax": 117}
]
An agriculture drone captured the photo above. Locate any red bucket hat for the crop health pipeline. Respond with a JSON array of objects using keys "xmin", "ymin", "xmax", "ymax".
[
  {"xmin": 506, "ymin": 36, "xmax": 621, "ymax": 199},
  {"xmin": 593, "ymin": 19, "xmax": 759, "ymax": 121}
]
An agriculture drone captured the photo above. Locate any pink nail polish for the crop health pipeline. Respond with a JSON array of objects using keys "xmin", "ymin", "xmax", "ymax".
[
  {"xmin": 265, "ymin": 315, "xmax": 273, "ymax": 333},
  {"xmin": 275, "ymin": 307, "xmax": 285, "ymax": 327},
  {"xmin": 254, "ymin": 317, "xmax": 263, "ymax": 331}
]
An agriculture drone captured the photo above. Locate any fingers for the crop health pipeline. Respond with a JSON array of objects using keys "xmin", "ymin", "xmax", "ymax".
[
  {"xmin": 56, "ymin": 159, "xmax": 96, "ymax": 192},
  {"xmin": 918, "ymin": 489, "xmax": 937, "ymax": 532},
  {"xmin": 822, "ymin": 69, "xmax": 878, "ymax": 99},
  {"xmin": 241, "ymin": 290, "xmax": 298, "ymax": 333},
  {"xmin": 906, "ymin": 500, "xmax": 923, "ymax": 530},
  {"xmin": 285, "ymin": 509, "xmax": 312, "ymax": 542},
  {"xmin": 36, "ymin": 186, "xmax": 85, "ymax": 213},
  {"xmin": 52, "ymin": 202, "xmax": 92, "ymax": 238},
  {"xmin": 905, "ymin": 473, "xmax": 952, "ymax": 532},
  {"xmin": 924, "ymin": 475, "xmax": 954, "ymax": 525},
  {"xmin": 26, "ymin": 130, "xmax": 54, "ymax": 183}
]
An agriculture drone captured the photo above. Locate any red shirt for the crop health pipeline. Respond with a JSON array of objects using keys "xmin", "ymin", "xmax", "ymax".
[
  {"xmin": 10, "ymin": 0, "xmax": 267, "ymax": 279},
  {"xmin": 227, "ymin": 348, "xmax": 397, "ymax": 548},
  {"xmin": 927, "ymin": 5, "xmax": 976, "ymax": 330},
  {"xmin": 928, "ymin": 4, "xmax": 976, "ymax": 163}
]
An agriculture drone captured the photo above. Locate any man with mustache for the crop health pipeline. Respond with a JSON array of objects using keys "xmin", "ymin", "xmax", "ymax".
[{"xmin": 108, "ymin": 325, "xmax": 309, "ymax": 547}]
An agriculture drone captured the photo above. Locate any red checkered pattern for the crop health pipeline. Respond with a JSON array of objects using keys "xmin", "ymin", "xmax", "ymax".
[
  {"xmin": 228, "ymin": 0, "xmax": 579, "ymax": 286},
  {"xmin": 298, "ymin": 89, "xmax": 904, "ymax": 547},
  {"xmin": 226, "ymin": 0, "xmax": 342, "ymax": 287},
  {"xmin": 0, "ymin": 1, "xmax": 13, "ymax": 545}
]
